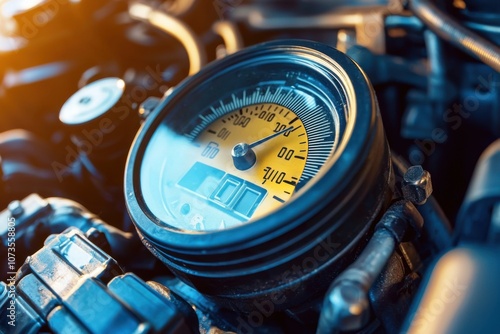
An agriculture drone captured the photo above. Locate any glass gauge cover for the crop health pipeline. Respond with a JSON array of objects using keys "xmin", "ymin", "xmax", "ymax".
[{"xmin": 141, "ymin": 66, "xmax": 343, "ymax": 232}]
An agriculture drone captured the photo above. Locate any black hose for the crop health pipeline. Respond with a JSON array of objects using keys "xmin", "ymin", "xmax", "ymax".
[{"xmin": 410, "ymin": 0, "xmax": 500, "ymax": 73}]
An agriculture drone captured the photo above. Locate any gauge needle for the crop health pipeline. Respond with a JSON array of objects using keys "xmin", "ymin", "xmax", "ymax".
[
  {"xmin": 248, "ymin": 126, "xmax": 294, "ymax": 148},
  {"xmin": 232, "ymin": 127, "xmax": 293, "ymax": 170}
]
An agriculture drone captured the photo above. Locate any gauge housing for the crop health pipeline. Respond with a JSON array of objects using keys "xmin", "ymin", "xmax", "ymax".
[{"xmin": 125, "ymin": 40, "xmax": 393, "ymax": 311}]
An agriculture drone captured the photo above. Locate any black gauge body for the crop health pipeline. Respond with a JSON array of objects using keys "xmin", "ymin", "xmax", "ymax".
[{"xmin": 125, "ymin": 40, "xmax": 393, "ymax": 311}]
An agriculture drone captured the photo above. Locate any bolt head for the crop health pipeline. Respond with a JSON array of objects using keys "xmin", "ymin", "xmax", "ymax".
[
  {"xmin": 402, "ymin": 165, "xmax": 433, "ymax": 205},
  {"xmin": 325, "ymin": 281, "xmax": 370, "ymax": 331}
]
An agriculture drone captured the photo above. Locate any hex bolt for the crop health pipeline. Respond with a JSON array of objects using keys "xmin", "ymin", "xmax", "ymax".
[
  {"xmin": 402, "ymin": 165, "xmax": 433, "ymax": 205},
  {"xmin": 8, "ymin": 200, "xmax": 24, "ymax": 218}
]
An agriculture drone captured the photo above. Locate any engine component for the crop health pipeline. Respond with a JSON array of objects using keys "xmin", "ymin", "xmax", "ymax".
[
  {"xmin": 402, "ymin": 165, "xmax": 433, "ymax": 206},
  {"xmin": 0, "ymin": 193, "xmax": 140, "ymax": 281},
  {"xmin": 1, "ymin": 0, "xmax": 499, "ymax": 332},
  {"xmin": 58, "ymin": 77, "xmax": 140, "ymax": 186},
  {"xmin": 401, "ymin": 244, "xmax": 500, "ymax": 334},
  {"xmin": 125, "ymin": 39, "xmax": 392, "ymax": 312},
  {"xmin": 0, "ymin": 130, "xmax": 67, "ymax": 207},
  {"xmin": 317, "ymin": 200, "xmax": 424, "ymax": 333},
  {"xmin": 0, "ymin": 227, "xmax": 198, "ymax": 333},
  {"xmin": 409, "ymin": 0, "xmax": 500, "ymax": 73},
  {"xmin": 129, "ymin": 2, "xmax": 207, "ymax": 76},
  {"xmin": 456, "ymin": 139, "xmax": 500, "ymax": 244}
]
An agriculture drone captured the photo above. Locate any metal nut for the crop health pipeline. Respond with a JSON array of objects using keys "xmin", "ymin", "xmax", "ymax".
[{"xmin": 402, "ymin": 165, "xmax": 433, "ymax": 205}]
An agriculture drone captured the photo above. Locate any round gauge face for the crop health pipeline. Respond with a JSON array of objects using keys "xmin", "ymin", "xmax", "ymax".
[
  {"xmin": 193, "ymin": 102, "xmax": 308, "ymax": 219},
  {"xmin": 139, "ymin": 47, "xmax": 349, "ymax": 233}
]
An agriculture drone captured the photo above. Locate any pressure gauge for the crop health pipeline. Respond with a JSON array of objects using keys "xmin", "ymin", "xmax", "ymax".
[{"xmin": 125, "ymin": 40, "xmax": 392, "ymax": 311}]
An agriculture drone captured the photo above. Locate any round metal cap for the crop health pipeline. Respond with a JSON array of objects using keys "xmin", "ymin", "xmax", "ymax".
[{"xmin": 59, "ymin": 77, "xmax": 125, "ymax": 126}]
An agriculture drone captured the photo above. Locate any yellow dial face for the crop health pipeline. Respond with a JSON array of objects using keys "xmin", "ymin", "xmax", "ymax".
[
  {"xmin": 196, "ymin": 103, "xmax": 308, "ymax": 221},
  {"xmin": 148, "ymin": 84, "xmax": 336, "ymax": 232}
]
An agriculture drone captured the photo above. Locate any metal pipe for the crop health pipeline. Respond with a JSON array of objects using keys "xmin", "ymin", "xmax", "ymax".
[
  {"xmin": 316, "ymin": 201, "xmax": 423, "ymax": 334},
  {"xmin": 410, "ymin": 0, "xmax": 500, "ymax": 73},
  {"xmin": 316, "ymin": 228, "xmax": 396, "ymax": 334},
  {"xmin": 212, "ymin": 20, "xmax": 244, "ymax": 56},
  {"xmin": 129, "ymin": 3, "xmax": 206, "ymax": 76}
]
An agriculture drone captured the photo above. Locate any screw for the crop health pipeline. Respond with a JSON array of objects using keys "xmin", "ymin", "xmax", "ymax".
[{"xmin": 402, "ymin": 165, "xmax": 433, "ymax": 205}]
